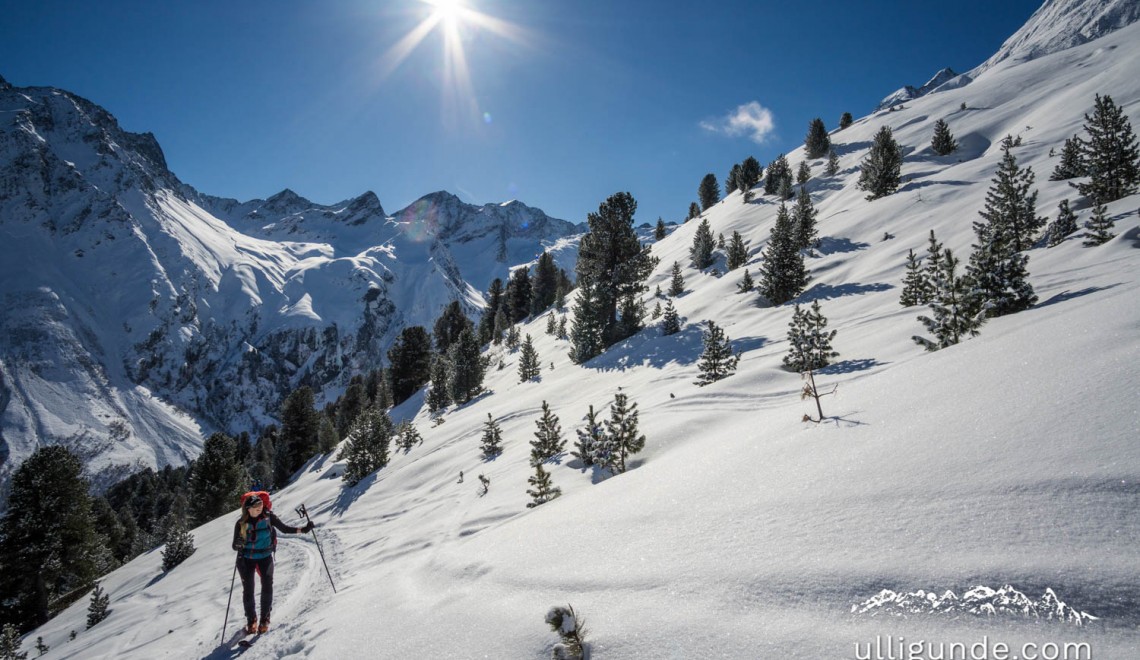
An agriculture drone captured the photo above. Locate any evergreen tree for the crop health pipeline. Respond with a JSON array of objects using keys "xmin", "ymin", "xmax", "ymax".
[
  {"xmin": 317, "ymin": 415, "xmax": 339, "ymax": 454},
  {"xmin": 492, "ymin": 308, "xmax": 509, "ymax": 345},
  {"xmin": 687, "ymin": 202, "xmax": 701, "ymax": 222},
  {"xmin": 505, "ymin": 267, "xmax": 533, "ymax": 323},
  {"xmin": 447, "ymin": 327, "xmax": 485, "ymax": 404},
  {"xmin": 764, "ymin": 154, "xmax": 791, "ymax": 196},
  {"xmin": 568, "ymin": 285, "xmax": 604, "ymax": 364},
  {"xmin": 1083, "ymin": 203, "xmax": 1116, "ymax": 246},
  {"xmin": 726, "ymin": 231, "xmax": 748, "ymax": 271},
  {"xmin": 737, "ymin": 268, "xmax": 754, "ymax": 293},
  {"xmin": 913, "ymin": 248, "xmax": 982, "ymax": 351},
  {"xmin": 35, "ymin": 637, "xmax": 48, "ymax": 657},
  {"xmin": 1045, "ymin": 199, "xmax": 1079, "ymax": 247},
  {"xmin": 335, "ymin": 380, "xmax": 366, "ymax": 438},
  {"xmin": 387, "ymin": 325, "xmax": 433, "ymax": 405},
  {"xmin": 0, "ymin": 446, "xmax": 105, "ymax": 629},
  {"xmin": 778, "ymin": 173, "xmax": 793, "ymax": 200},
  {"xmin": 791, "ymin": 186, "xmax": 818, "ymax": 251},
  {"xmin": 725, "ymin": 163, "xmax": 742, "ymax": 194},
  {"xmin": 1050, "ymin": 135, "xmax": 1084, "ymax": 181},
  {"xmin": 531, "ymin": 251, "xmax": 560, "ymax": 315},
  {"xmin": 341, "ymin": 406, "xmax": 393, "ymax": 486},
  {"xmin": 757, "ymin": 203, "xmax": 808, "ymax": 305},
  {"xmin": 695, "ymin": 320, "xmax": 740, "ymax": 385},
  {"xmin": 86, "ymin": 583, "xmax": 109, "ymax": 629},
  {"xmin": 395, "ymin": 420, "xmax": 423, "ymax": 452},
  {"xmin": 741, "ymin": 156, "xmax": 762, "ymax": 190},
  {"xmin": 796, "ymin": 160, "xmax": 811, "ymax": 186},
  {"xmin": 782, "ymin": 301, "xmax": 838, "ymax": 372},
  {"xmin": 931, "ymin": 118, "xmax": 958, "ymax": 155},
  {"xmin": 426, "ymin": 354, "xmax": 452, "ymax": 413},
  {"xmin": 602, "ymin": 393, "xmax": 646, "ymax": 474},
  {"xmin": 654, "ymin": 217, "xmax": 667, "ymax": 240},
  {"xmin": 661, "ymin": 300, "xmax": 681, "ymax": 336},
  {"xmin": 825, "ymin": 147, "xmax": 840, "ymax": 176},
  {"xmin": 557, "ymin": 315, "xmax": 568, "ymax": 340},
  {"xmin": 480, "ymin": 413, "xmax": 504, "ymax": 459},
  {"xmin": 160, "ymin": 512, "xmax": 195, "ymax": 572},
  {"xmin": 805, "ymin": 117, "xmax": 831, "ymax": 158},
  {"xmin": 668, "ymin": 261, "xmax": 685, "ymax": 296},
  {"xmin": 977, "ymin": 135, "xmax": 1044, "ymax": 253},
  {"xmin": 518, "ymin": 334, "xmax": 541, "ymax": 382},
  {"xmin": 572, "ymin": 405, "xmax": 604, "ymax": 468},
  {"xmin": 839, "ymin": 112, "xmax": 853, "ymax": 130},
  {"xmin": 530, "ymin": 401, "xmax": 565, "ymax": 465},
  {"xmin": 0, "ymin": 624, "xmax": 26, "ymax": 660},
  {"xmin": 1076, "ymin": 93, "xmax": 1140, "ymax": 204},
  {"xmin": 506, "ymin": 324, "xmax": 521, "ymax": 350},
  {"xmin": 432, "ymin": 300, "xmax": 473, "ymax": 354},
  {"xmin": 899, "ymin": 249, "xmax": 928, "ymax": 306},
  {"xmin": 574, "ymin": 192, "xmax": 654, "ymax": 348},
  {"xmin": 923, "ymin": 230, "xmax": 944, "ymax": 289},
  {"xmin": 690, "ymin": 218, "xmax": 716, "ymax": 269},
  {"xmin": 698, "ymin": 173, "xmax": 720, "ymax": 211},
  {"xmin": 189, "ymin": 432, "xmax": 245, "ymax": 526},
  {"xmin": 651, "ymin": 300, "xmax": 661, "ymax": 319},
  {"xmin": 546, "ymin": 313, "xmax": 557, "ymax": 335},
  {"xmin": 967, "ymin": 224, "xmax": 1037, "ymax": 319},
  {"xmin": 526, "ymin": 464, "xmax": 562, "ymax": 508},
  {"xmin": 477, "ymin": 278, "xmax": 505, "ymax": 345},
  {"xmin": 858, "ymin": 126, "xmax": 903, "ymax": 200},
  {"xmin": 276, "ymin": 386, "xmax": 319, "ymax": 484}
]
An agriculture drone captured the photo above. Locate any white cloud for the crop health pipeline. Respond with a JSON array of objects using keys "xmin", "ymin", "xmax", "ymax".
[{"xmin": 700, "ymin": 101, "xmax": 776, "ymax": 144}]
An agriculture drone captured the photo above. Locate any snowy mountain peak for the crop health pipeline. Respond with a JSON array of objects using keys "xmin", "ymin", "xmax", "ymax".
[
  {"xmin": 0, "ymin": 73, "xmax": 10, "ymax": 91},
  {"xmin": 876, "ymin": 67, "xmax": 960, "ymax": 110},
  {"xmin": 970, "ymin": 0, "xmax": 1140, "ymax": 75}
]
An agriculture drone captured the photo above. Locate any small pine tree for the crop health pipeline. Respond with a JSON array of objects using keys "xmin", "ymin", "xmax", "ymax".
[
  {"xmin": 805, "ymin": 117, "xmax": 831, "ymax": 159},
  {"xmin": 426, "ymin": 355, "xmax": 452, "ymax": 413},
  {"xmin": 546, "ymin": 313, "xmax": 556, "ymax": 335},
  {"xmin": 825, "ymin": 147, "xmax": 840, "ymax": 176},
  {"xmin": 931, "ymin": 118, "xmax": 958, "ymax": 155},
  {"xmin": 572, "ymin": 405, "xmax": 604, "ymax": 468},
  {"xmin": 546, "ymin": 605, "xmax": 587, "ymax": 660},
  {"xmin": 86, "ymin": 582, "xmax": 110, "ymax": 629},
  {"xmin": 447, "ymin": 327, "xmax": 485, "ymax": 404},
  {"xmin": 557, "ymin": 315, "xmax": 568, "ymax": 339},
  {"xmin": 726, "ymin": 231, "xmax": 748, "ymax": 270},
  {"xmin": 977, "ymin": 135, "xmax": 1044, "ymax": 253},
  {"xmin": 668, "ymin": 261, "xmax": 685, "ymax": 296},
  {"xmin": 1083, "ymin": 203, "xmax": 1115, "ymax": 246},
  {"xmin": 725, "ymin": 163, "xmax": 742, "ymax": 194},
  {"xmin": 698, "ymin": 173, "xmax": 720, "ymax": 211},
  {"xmin": 737, "ymin": 268, "xmax": 754, "ymax": 293},
  {"xmin": 0, "ymin": 624, "xmax": 26, "ymax": 660},
  {"xmin": 923, "ymin": 229, "xmax": 944, "ymax": 288},
  {"xmin": 341, "ymin": 407, "xmax": 393, "ymax": 486},
  {"xmin": 518, "ymin": 334, "xmax": 541, "ymax": 382},
  {"xmin": 690, "ymin": 219, "xmax": 716, "ymax": 269},
  {"xmin": 858, "ymin": 126, "xmax": 903, "ymax": 200},
  {"xmin": 530, "ymin": 401, "xmax": 565, "ymax": 465},
  {"xmin": 913, "ymin": 248, "xmax": 983, "ymax": 351},
  {"xmin": 526, "ymin": 464, "xmax": 562, "ymax": 508},
  {"xmin": 654, "ymin": 218, "xmax": 667, "ymax": 240},
  {"xmin": 317, "ymin": 415, "xmax": 339, "ymax": 454},
  {"xmin": 839, "ymin": 112, "xmax": 853, "ymax": 130},
  {"xmin": 506, "ymin": 324, "xmax": 521, "ymax": 350},
  {"xmin": 758, "ymin": 203, "xmax": 809, "ymax": 306},
  {"xmin": 1050, "ymin": 134, "xmax": 1084, "ymax": 181},
  {"xmin": 661, "ymin": 300, "xmax": 681, "ymax": 336},
  {"xmin": 395, "ymin": 421, "xmax": 422, "ymax": 452},
  {"xmin": 764, "ymin": 154, "xmax": 791, "ymax": 196},
  {"xmin": 651, "ymin": 300, "xmax": 661, "ymax": 319},
  {"xmin": 899, "ymin": 249, "xmax": 928, "ymax": 306},
  {"xmin": 782, "ymin": 301, "xmax": 839, "ymax": 372},
  {"xmin": 717, "ymin": 232, "xmax": 726, "ymax": 250},
  {"xmin": 160, "ymin": 514, "xmax": 195, "ymax": 572},
  {"xmin": 1045, "ymin": 199, "xmax": 1079, "ymax": 247},
  {"xmin": 796, "ymin": 160, "xmax": 811, "ymax": 186},
  {"xmin": 34, "ymin": 638, "xmax": 47, "ymax": 657},
  {"xmin": 687, "ymin": 202, "xmax": 701, "ymax": 222},
  {"xmin": 1076, "ymin": 93, "xmax": 1140, "ymax": 204},
  {"xmin": 695, "ymin": 320, "xmax": 740, "ymax": 385},
  {"xmin": 791, "ymin": 186, "xmax": 818, "ymax": 251},
  {"xmin": 602, "ymin": 393, "xmax": 646, "ymax": 474},
  {"xmin": 568, "ymin": 284, "xmax": 604, "ymax": 364},
  {"xmin": 480, "ymin": 413, "xmax": 504, "ymax": 459}
]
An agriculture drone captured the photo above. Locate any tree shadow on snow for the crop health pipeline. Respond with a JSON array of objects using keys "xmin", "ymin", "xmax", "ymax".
[
  {"xmin": 795, "ymin": 282, "xmax": 893, "ymax": 304},
  {"xmin": 329, "ymin": 471, "xmax": 380, "ymax": 516},
  {"xmin": 1035, "ymin": 284, "xmax": 1121, "ymax": 308},
  {"xmin": 818, "ymin": 358, "xmax": 886, "ymax": 375},
  {"xmin": 898, "ymin": 176, "xmax": 973, "ymax": 193},
  {"xmin": 814, "ymin": 236, "xmax": 870, "ymax": 255},
  {"xmin": 1122, "ymin": 224, "xmax": 1140, "ymax": 248},
  {"xmin": 832, "ymin": 140, "xmax": 871, "ymax": 157}
]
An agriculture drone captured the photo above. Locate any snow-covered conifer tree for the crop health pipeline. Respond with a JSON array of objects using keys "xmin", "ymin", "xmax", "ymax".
[
  {"xmin": 602, "ymin": 393, "xmax": 646, "ymax": 473},
  {"xmin": 1083, "ymin": 203, "xmax": 1116, "ymax": 246},
  {"xmin": 726, "ymin": 231, "xmax": 748, "ymax": 270},
  {"xmin": 1076, "ymin": 93, "xmax": 1140, "ymax": 204},
  {"xmin": 825, "ymin": 147, "xmax": 839, "ymax": 176},
  {"xmin": 913, "ymin": 248, "xmax": 982, "ymax": 351},
  {"xmin": 782, "ymin": 301, "xmax": 839, "ymax": 372},
  {"xmin": 546, "ymin": 313, "xmax": 556, "ymax": 335},
  {"xmin": 0, "ymin": 624, "xmax": 26, "ymax": 660},
  {"xmin": 654, "ymin": 218, "xmax": 667, "ymax": 240},
  {"xmin": 857, "ymin": 126, "xmax": 902, "ymax": 200},
  {"xmin": 661, "ymin": 300, "xmax": 681, "ymax": 336},
  {"xmin": 396, "ymin": 421, "xmax": 423, "ymax": 452},
  {"xmin": 530, "ymin": 401, "xmax": 565, "ymax": 465},
  {"xmin": 341, "ymin": 406, "xmax": 393, "ymax": 486},
  {"xmin": 695, "ymin": 320, "xmax": 740, "ymax": 385},
  {"xmin": 161, "ymin": 514, "xmax": 195, "ymax": 572},
  {"xmin": 669, "ymin": 261, "xmax": 685, "ymax": 297},
  {"xmin": 931, "ymin": 118, "xmax": 957, "ymax": 155},
  {"xmin": 86, "ymin": 582, "xmax": 109, "ymax": 629},
  {"xmin": 1045, "ymin": 199, "xmax": 1079, "ymax": 247},
  {"xmin": 805, "ymin": 117, "xmax": 831, "ymax": 158},
  {"xmin": 572, "ymin": 405, "xmax": 604, "ymax": 468},
  {"xmin": 690, "ymin": 219, "xmax": 716, "ymax": 269},
  {"xmin": 518, "ymin": 334, "xmax": 541, "ymax": 382},
  {"xmin": 792, "ymin": 186, "xmax": 818, "ymax": 251},
  {"xmin": 839, "ymin": 112, "xmax": 853, "ymax": 130},
  {"xmin": 796, "ymin": 160, "xmax": 811, "ymax": 186},
  {"xmin": 1050, "ymin": 135, "xmax": 1084, "ymax": 181},
  {"xmin": 426, "ymin": 355, "xmax": 452, "ymax": 413},
  {"xmin": 480, "ymin": 413, "xmax": 504, "ymax": 459},
  {"xmin": 899, "ymin": 249, "xmax": 928, "ymax": 306},
  {"xmin": 545, "ymin": 605, "xmax": 587, "ymax": 660},
  {"xmin": 526, "ymin": 464, "xmax": 562, "ymax": 508},
  {"xmin": 758, "ymin": 203, "xmax": 808, "ymax": 305},
  {"xmin": 737, "ymin": 268, "xmax": 754, "ymax": 293}
]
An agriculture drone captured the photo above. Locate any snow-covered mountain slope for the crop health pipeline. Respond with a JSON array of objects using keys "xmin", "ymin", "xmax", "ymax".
[
  {"xmin": 970, "ymin": 0, "xmax": 1140, "ymax": 76},
  {"xmin": 0, "ymin": 81, "xmax": 579, "ymax": 488},
  {"xmin": 23, "ymin": 13, "xmax": 1140, "ymax": 660},
  {"xmin": 876, "ymin": 67, "xmax": 960, "ymax": 111}
]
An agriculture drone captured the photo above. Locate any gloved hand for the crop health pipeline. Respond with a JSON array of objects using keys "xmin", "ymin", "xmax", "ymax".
[
  {"xmin": 232, "ymin": 541, "xmax": 242, "ymax": 552},
  {"xmin": 301, "ymin": 521, "xmax": 314, "ymax": 533}
]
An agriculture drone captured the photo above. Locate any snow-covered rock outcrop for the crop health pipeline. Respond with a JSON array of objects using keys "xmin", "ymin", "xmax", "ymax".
[{"xmin": 853, "ymin": 585, "xmax": 1099, "ymax": 626}]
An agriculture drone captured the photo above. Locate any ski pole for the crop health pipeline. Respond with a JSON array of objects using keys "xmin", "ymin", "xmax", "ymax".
[
  {"xmin": 296, "ymin": 504, "xmax": 337, "ymax": 593},
  {"xmin": 221, "ymin": 554, "xmax": 239, "ymax": 639}
]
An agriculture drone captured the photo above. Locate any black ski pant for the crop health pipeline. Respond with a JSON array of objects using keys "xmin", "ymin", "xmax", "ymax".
[{"xmin": 237, "ymin": 555, "xmax": 274, "ymax": 622}]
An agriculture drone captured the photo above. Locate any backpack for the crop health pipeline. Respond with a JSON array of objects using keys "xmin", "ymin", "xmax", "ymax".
[{"xmin": 240, "ymin": 490, "xmax": 272, "ymax": 511}]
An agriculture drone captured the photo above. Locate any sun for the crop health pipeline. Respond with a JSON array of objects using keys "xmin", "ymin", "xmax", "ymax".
[{"xmin": 427, "ymin": 0, "xmax": 466, "ymax": 25}]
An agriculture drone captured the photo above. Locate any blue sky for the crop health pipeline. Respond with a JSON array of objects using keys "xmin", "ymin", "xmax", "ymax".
[{"xmin": 0, "ymin": 0, "xmax": 1042, "ymax": 225}]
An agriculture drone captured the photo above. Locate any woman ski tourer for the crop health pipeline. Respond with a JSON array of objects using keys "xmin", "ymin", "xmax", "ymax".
[{"xmin": 232, "ymin": 494, "xmax": 313, "ymax": 634}]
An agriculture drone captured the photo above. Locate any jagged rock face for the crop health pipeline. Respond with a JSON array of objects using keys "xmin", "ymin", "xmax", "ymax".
[
  {"xmin": 971, "ymin": 0, "xmax": 1140, "ymax": 76},
  {"xmin": 0, "ymin": 79, "xmax": 581, "ymax": 489}
]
